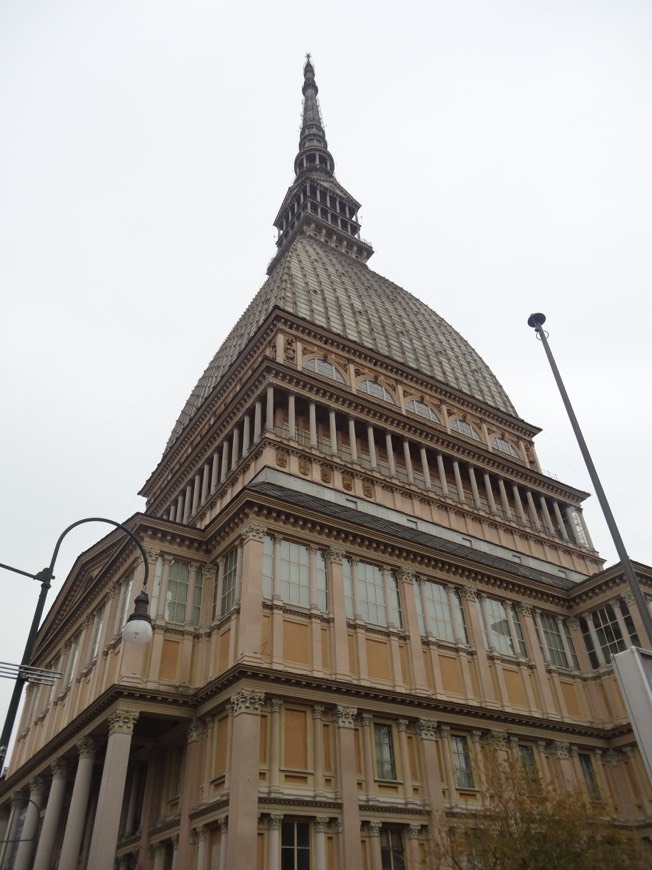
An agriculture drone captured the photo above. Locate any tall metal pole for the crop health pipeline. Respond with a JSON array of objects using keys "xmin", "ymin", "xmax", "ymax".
[
  {"xmin": 0, "ymin": 517, "xmax": 149, "ymax": 773},
  {"xmin": 528, "ymin": 312, "xmax": 652, "ymax": 647}
]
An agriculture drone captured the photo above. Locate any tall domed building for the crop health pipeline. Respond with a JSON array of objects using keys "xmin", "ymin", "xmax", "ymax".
[{"xmin": 1, "ymin": 59, "xmax": 650, "ymax": 870}]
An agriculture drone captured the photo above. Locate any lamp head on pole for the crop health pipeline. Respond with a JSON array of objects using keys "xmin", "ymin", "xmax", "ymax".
[
  {"xmin": 123, "ymin": 590, "xmax": 153, "ymax": 645},
  {"xmin": 527, "ymin": 312, "xmax": 546, "ymax": 329}
]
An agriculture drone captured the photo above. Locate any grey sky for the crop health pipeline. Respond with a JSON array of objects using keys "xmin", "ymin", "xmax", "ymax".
[{"xmin": 2, "ymin": 1, "xmax": 651, "ymax": 747}]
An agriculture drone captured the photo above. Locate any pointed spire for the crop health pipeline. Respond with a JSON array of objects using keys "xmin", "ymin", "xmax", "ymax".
[
  {"xmin": 268, "ymin": 57, "xmax": 374, "ymax": 274},
  {"xmin": 294, "ymin": 55, "xmax": 334, "ymax": 177}
]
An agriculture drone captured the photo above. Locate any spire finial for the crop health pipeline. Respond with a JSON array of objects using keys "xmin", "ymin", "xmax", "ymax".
[{"xmin": 296, "ymin": 55, "xmax": 333, "ymax": 176}]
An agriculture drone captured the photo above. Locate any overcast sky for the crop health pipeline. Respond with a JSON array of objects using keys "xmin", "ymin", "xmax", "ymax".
[{"xmin": 2, "ymin": 1, "xmax": 651, "ymax": 751}]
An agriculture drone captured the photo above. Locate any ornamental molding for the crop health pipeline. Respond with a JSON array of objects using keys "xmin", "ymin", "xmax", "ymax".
[
  {"xmin": 240, "ymin": 521, "xmax": 267, "ymax": 543},
  {"xmin": 76, "ymin": 736, "xmax": 96, "ymax": 757},
  {"xmin": 415, "ymin": 719, "xmax": 438, "ymax": 740}
]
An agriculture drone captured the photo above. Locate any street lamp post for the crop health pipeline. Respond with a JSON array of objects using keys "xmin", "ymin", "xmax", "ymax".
[
  {"xmin": 0, "ymin": 517, "xmax": 153, "ymax": 772},
  {"xmin": 527, "ymin": 312, "xmax": 652, "ymax": 647}
]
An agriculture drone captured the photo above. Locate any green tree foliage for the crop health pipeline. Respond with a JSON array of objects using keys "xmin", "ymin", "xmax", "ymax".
[{"xmin": 431, "ymin": 744, "xmax": 647, "ymax": 870}]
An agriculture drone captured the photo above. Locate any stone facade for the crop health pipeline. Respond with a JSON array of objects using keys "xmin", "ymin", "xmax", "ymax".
[{"xmin": 0, "ymin": 58, "xmax": 650, "ymax": 870}]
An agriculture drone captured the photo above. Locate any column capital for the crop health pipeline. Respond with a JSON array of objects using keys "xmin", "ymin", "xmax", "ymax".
[
  {"xmin": 459, "ymin": 585, "xmax": 477, "ymax": 602},
  {"xmin": 269, "ymin": 813, "xmax": 284, "ymax": 830},
  {"xmin": 396, "ymin": 567, "xmax": 415, "ymax": 584},
  {"xmin": 240, "ymin": 521, "xmax": 267, "ymax": 543},
  {"xmin": 516, "ymin": 602, "xmax": 533, "ymax": 618},
  {"xmin": 359, "ymin": 712, "xmax": 373, "ymax": 728},
  {"xmin": 367, "ymin": 821, "xmax": 382, "ymax": 837},
  {"xmin": 76, "ymin": 736, "xmax": 96, "ymax": 757},
  {"xmin": 312, "ymin": 705, "xmax": 325, "ymax": 720},
  {"xmin": 219, "ymin": 817, "xmax": 229, "ymax": 833},
  {"xmin": 335, "ymin": 705, "xmax": 357, "ymax": 728},
  {"xmin": 408, "ymin": 824, "xmax": 421, "ymax": 840},
  {"xmin": 326, "ymin": 547, "xmax": 345, "ymax": 565},
  {"xmin": 551, "ymin": 740, "xmax": 569, "ymax": 759},
  {"xmin": 230, "ymin": 688, "xmax": 265, "ymax": 715},
  {"xmin": 187, "ymin": 718, "xmax": 205, "ymax": 744},
  {"xmin": 51, "ymin": 758, "xmax": 69, "ymax": 778},
  {"xmin": 108, "ymin": 709, "xmax": 139, "ymax": 736},
  {"xmin": 415, "ymin": 719, "xmax": 438, "ymax": 740},
  {"xmin": 315, "ymin": 817, "xmax": 329, "ymax": 833},
  {"xmin": 271, "ymin": 698, "xmax": 283, "ymax": 714},
  {"xmin": 397, "ymin": 719, "xmax": 409, "ymax": 733}
]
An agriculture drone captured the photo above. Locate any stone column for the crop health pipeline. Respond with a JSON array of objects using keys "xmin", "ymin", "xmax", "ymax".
[
  {"xmin": 226, "ymin": 689, "xmax": 265, "ymax": 870},
  {"xmin": 367, "ymin": 424, "xmax": 377, "ymax": 469},
  {"xmin": 436, "ymin": 454, "xmax": 449, "ymax": 497},
  {"xmin": 397, "ymin": 720, "xmax": 413, "ymax": 800},
  {"xmin": 334, "ymin": 706, "xmax": 362, "ymax": 868},
  {"xmin": 539, "ymin": 496, "xmax": 556, "ymax": 535},
  {"xmin": 195, "ymin": 826, "xmax": 208, "ymax": 870},
  {"xmin": 288, "ymin": 393, "xmax": 296, "ymax": 440},
  {"xmin": 242, "ymin": 413, "xmax": 251, "ymax": 455},
  {"xmin": 415, "ymin": 719, "xmax": 445, "ymax": 811},
  {"xmin": 236, "ymin": 522, "xmax": 266, "ymax": 660},
  {"xmin": 484, "ymin": 473, "xmax": 497, "ymax": 514},
  {"xmin": 512, "ymin": 484, "xmax": 527, "ymax": 524},
  {"xmin": 552, "ymin": 501, "xmax": 569, "ymax": 541},
  {"xmin": 403, "ymin": 439, "xmax": 414, "ymax": 483},
  {"xmin": 468, "ymin": 466, "xmax": 481, "ymax": 509},
  {"xmin": 266, "ymin": 385, "xmax": 275, "ymax": 431},
  {"xmin": 407, "ymin": 824, "xmax": 422, "ymax": 867},
  {"xmin": 314, "ymin": 817, "xmax": 328, "ymax": 870},
  {"xmin": 526, "ymin": 490, "xmax": 542, "ymax": 531},
  {"xmin": 420, "ymin": 446, "xmax": 432, "ymax": 489},
  {"xmin": 183, "ymin": 483, "xmax": 193, "ymax": 522},
  {"xmin": 313, "ymin": 706, "xmax": 326, "ymax": 797},
  {"xmin": 33, "ymin": 760, "xmax": 69, "ymax": 870},
  {"xmin": 385, "ymin": 432, "xmax": 396, "ymax": 476},
  {"xmin": 309, "ymin": 402, "xmax": 318, "ymax": 448},
  {"xmin": 327, "ymin": 548, "xmax": 351, "ymax": 679},
  {"xmin": 231, "ymin": 426, "xmax": 240, "ymax": 470},
  {"xmin": 192, "ymin": 472, "xmax": 201, "ymax": 514},
  {"xmin": 219, "ymin": 817, "xmax": 229, "ymax": 867},
  {"xmin": 438, "ymin": 725, "xmax": 457, "ymax": 797},
  {"xmin": 360, "ymin": 713, "xmax": 375, "ymax": 798},
  {"xmin": 267, "ymin": 814, "xmax": 283, "ymax": 870},
  {"xmin": 367, "ymin": 821, "xmax": 382, "ymax": 870},
  {"xmin": 87, "ymin": 710, "xmax": 139, "ymax": 870},
  {"xmin": 0, "ymin": 792, "xmax": 27, "ymax": 870},
  {"xmin": 498, "ymin": 478, "xmax": 512, "ymax": 520},
  {"xmin": 461, "ymin": 588, "xmax": 494, "ymax": 703},
  {"xmin": 269, "ymin": 699, "xmax": 282, "ymax": 793},
  {"xmin": 452, "ymin": 460, "xmax": 465, "ymax": 502},
  {"xmin": 201, "ymin": 462, "xmax": 210, "ymax": 504},
  {"xmin": 329, "ymin": 408, "xmax": 338, "ymax": 455},
  {"xmin": 220, "ymin": 439, "xmax": 230, "ymax": 482},
  {"xmin": 58, "ymin": 737, "xmax": 96, "ymax": 869},
  {"xmin": 176, "ymin": 492, "xmax": 184, "ymax": 521},
  {"xmin": 397, "ymin": 568, "xmax": 428, "ymax": 690},
  {"xmin": 254, "ymin": 400, "xmax": 263, "ymax": 443},
  {"xmin": 517, "ymin": 604, "xmax": 555, "ymax": 711},
  {"xmin": 175, "ymin": 719, "xmax": 204, "ymax": 869},
  {"xmin": 348, "ymin": 417, "xmax": 358, "ymax": 462},
  {"xmin": 211, "ymin": 447, "xmax": 220, "ymax": 492},
  {"xmin": 584, "ymin": 615, "xmax": 606, "ymax": 667},
  {"xmin": 13, "ymin": 776, "xmax": 45, "ymax": 870}
]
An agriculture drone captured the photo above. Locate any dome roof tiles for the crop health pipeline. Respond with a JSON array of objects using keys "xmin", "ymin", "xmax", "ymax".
[{"xmin": 166, "ymin": 234, "xmax": 516, "ymax": 450}]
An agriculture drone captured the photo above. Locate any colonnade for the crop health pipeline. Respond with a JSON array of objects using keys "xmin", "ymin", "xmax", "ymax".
[{"xmin": 163, "ymin": 386, "xmax": 592, "ymax": 554}]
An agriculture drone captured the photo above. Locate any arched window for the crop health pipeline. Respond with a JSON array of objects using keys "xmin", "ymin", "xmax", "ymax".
[
  {"xmin": 491, "ymin": 435, "xmax": 520, "ymax": 459},
  {"xmin": 450, "ymin": 418, "xmax": 481, "ymax": 441},
  {"xmin": 357, "ymin": 379, "xmax": 395, "ymax": 404},
  {"xmin": 304, "ymin": 357, "xmax": 346, "ymax": 383},
  {"xmin": 406, "ymin": 398, "xmax": 440, "ymax": 424}
]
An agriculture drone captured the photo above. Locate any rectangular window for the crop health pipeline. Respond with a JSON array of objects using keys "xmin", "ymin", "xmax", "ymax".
[
  {"xmin": 263, "ymin": 535, "xmax": 274, "ymax": 599},
  {"xmin": 116, "ymin": 573, "xmax": 134, "ymax": 633},
  {"xmin": 579, "ymin": 752, "xmax": 600, "ymax": 798},
  {"xmin": 374, "ymin": 723, "xmax": 397, "ymax": 780},
  {"xmin": 89, "ymin": 604, "xmax": 105, "ymax": 662},
  {"xmin": 480, "ymin": 599, "xmax": 526, "ymax": 657},
  {"xmin": 619, "ymin": 599, "xmax": 641, "ymax": 646},
  {"xmin": 281, "ymin": 821, "xmax": 311, "ymax": 870},
  {"xmin": 380, "ymin": 828, "xmax": 405, "ymax": 870},
  {"xmin": 149, "ymin": 556, "xmax": 163, "ymax": 618},
  {"xmin": 263, "ymin": 536, "xmax": 328, "ymax": 612},
  {"xmin": 579, "ymin": 616, "xmax": 600, "ymax": 668},
  {"xmin": 166, "ymin": 561, "xmax": 190, "ymax": 624},
  {"xmin": 539, "ymin": 612, "xmax": 570, "ymax": 668},
  {"xmin": 518, "ymin": 744, "xmax": 538, "ymax": 785},
  {"xmin": 191, "ymin": 567, "xmax": 203, "ymax": 627},
  {"xmin": 64, "ymin": 634, "xmax": 80, "ymax": 689},
  {"xmin": 451, "ymin": 735, "xmax": 474, "ymax": 789},
  {"xmin": 591, "ymin": 604, "xmax": 626, "ymax": 662},
  {"xmin": 415, "ymin": 579, "xmax": 467, "ymax": 643},
  {"xmin": 221, "ymin": 548, "xmax": 238, "ymax": 616},
  {"xmin": 343, "ymin": 559, "xmax": 402, "ymax": 628},
  {"xmin": 562, "ymin": 621, "xmax": 580, "ymax": 669}
]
